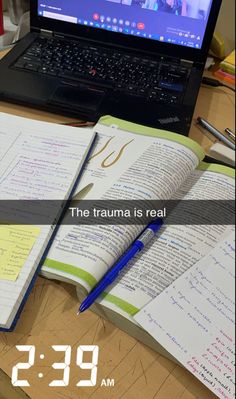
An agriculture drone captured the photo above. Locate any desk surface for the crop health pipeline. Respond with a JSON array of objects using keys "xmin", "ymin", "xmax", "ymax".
[{"xmin": 0, "ymin": 49, "xmax": 235, "ymax": 399}]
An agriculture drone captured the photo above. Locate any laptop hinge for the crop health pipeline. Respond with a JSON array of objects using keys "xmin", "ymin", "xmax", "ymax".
[{"xmin": 40, "ymin": 29, "xmax": 53, "ymax": 36}]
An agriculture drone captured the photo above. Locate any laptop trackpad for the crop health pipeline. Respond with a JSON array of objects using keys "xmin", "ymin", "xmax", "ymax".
[{"xmin": 50, "ymin": 84, "xmax": 105, "ymax": 113}]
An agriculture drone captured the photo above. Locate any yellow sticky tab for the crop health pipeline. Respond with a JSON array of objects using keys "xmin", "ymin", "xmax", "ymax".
[
  {"xmin": 0, "ymin": 225, "xmax": 40, "ymax": 281},
  {"xmin": 224, "ymin": 50, "xmax": 235, "ymax": 66}
]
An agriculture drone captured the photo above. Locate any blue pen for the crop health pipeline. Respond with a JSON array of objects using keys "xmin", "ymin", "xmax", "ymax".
[{"xmin": 78, "ymin": 218, "xmax": 163, "ymax": 314}]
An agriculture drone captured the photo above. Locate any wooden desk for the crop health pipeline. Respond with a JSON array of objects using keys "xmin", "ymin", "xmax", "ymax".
[{"xmin": 0, "ymin": 49, "xmax": 235, "ymax": 399}]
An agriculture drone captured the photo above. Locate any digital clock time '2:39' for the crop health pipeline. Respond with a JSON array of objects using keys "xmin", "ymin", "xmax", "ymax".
[{"xmin": 11, "ymin": 345, "xmax": 100, "ymax": 387}]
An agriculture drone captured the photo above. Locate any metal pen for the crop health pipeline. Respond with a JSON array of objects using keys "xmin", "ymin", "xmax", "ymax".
[
  {"xmin": 197, "ymin": 117, "xmax": 235, "ymax": 151},
  {"xmin": 225, "ymin": 128, "xmax": 235, "ymax": 142}
]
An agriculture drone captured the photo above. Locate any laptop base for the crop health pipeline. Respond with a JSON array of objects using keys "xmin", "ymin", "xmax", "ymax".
[{"xmin": 0, "ymin": 32, "xmax": 204, "ymax": 135}]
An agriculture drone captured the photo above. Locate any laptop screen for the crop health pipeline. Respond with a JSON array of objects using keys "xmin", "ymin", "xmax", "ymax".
[{"xmin": 38, "ymin": 0, "xmax": 213, "ymax": 49}]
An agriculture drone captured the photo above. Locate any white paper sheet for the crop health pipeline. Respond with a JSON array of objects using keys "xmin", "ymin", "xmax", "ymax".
[{"xmin": 134, "ymin": 230, "xmax": 235, "ymax": 399}]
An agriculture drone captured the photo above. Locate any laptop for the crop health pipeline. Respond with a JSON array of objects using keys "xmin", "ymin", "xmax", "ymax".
[{"xmin": 0, "ymin": 0, "xmax": 221, "ymax": 135}]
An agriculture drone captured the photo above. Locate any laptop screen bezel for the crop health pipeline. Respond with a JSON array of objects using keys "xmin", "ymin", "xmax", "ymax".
[{"xmin": 30, "ymin": 0, "xmax": 221, "ymax": 62}]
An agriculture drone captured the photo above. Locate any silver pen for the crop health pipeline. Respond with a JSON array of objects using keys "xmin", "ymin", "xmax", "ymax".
[
  {"xmin": 197, "ymin": 117, "xmax": 235, "ymax": 151},
  {"xmin": 225, "ymin": 128, "xmax": 235, "ymax": 142}
]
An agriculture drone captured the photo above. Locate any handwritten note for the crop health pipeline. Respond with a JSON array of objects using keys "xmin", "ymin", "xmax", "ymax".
[
  {"xmin": 0, "ymin": 225, "xmax": 40, "ymax": 281},
  {"xmin": 0, "ymin": 115, "xmax": 95, "ymax": 200},
  {"xmin": 134, "ymin": 231, "xmax": 235, "ymax": 399}
]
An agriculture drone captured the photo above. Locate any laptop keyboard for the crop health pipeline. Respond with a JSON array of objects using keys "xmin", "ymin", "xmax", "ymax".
[{"xmin": 12, "ymin": 36, "xmax": 191, "ymax": 104}]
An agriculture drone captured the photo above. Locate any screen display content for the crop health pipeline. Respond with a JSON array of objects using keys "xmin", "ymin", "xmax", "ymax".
[{"xmin": 38, "ymin": 0, "xmax": 213, "ymax": 49}]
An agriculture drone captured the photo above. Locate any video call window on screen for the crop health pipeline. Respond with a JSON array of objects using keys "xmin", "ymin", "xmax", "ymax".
[
  {"xmin": 106, "ymin": 0, "xmax": 211, "ymax": 20},
  {"xmin": 38, "ymin": 0, "xmax": 213, "ymax": 49}
]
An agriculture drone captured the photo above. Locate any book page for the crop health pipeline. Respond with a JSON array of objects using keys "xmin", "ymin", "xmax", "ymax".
[
  {"xmin": 43, "ymin": 124, "xmax": 203, "ymax": 290},
  {"xmin": 0, "ymin": 113, "xmax": 95, "ymax": 200},
  {"xmin": 0, "ymin": 113, "xmax": 95, "ymax": 329},
  {"xmin": 134, "ymin": 231, "xmax": 235, "ymax": 399},
  {"xmin": 0, "ymin": 130, "xmax": 21, "ymax": 161},
  {"xmin": 100, "ymin": 165, "xmax": 234, "ymax": 315},
  {"xmin": 76, "ymin": 122, "xmax": 204, "ymax": 199}
]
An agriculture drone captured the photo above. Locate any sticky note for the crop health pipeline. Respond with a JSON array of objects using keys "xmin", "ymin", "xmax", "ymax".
[{"xmin": 0, "ymin": 225, "xmax": 40, "ymax": 281}]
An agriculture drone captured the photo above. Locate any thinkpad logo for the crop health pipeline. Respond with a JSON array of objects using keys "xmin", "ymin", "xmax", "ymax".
[{"xmin": 158, "ymin": 116, "xmax": 180, "ymax": 125}]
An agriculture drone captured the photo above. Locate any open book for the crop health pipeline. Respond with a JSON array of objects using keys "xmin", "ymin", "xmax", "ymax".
[
  {"xmin": 0, "ymin": 113, "xmax": 96, "ymax": 331},
  {"xmin": 42, "ymin": 116, "xmax": 235, "ymax": 360}
]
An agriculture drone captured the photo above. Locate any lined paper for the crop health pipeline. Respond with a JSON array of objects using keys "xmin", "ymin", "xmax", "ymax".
[{"xmin": 135, "ymin": 230, "xmax": 235, "ymax": 399}]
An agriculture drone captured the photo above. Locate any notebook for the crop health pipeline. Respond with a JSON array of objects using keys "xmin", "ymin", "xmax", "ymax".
[
  {"xmin": 41, "ymin": 116, "xmax": 235, "ymax": 359},
  {"xmin": 0, "ymin": 0, "xmax": 221, "ymax": 135},
  {"xmin": 0, "ymin": 113, "xmax": 96, "ymax": 331},
  {"xmin": 134, "ymin": 230, "xmax": 235, "ymax": 399}
]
